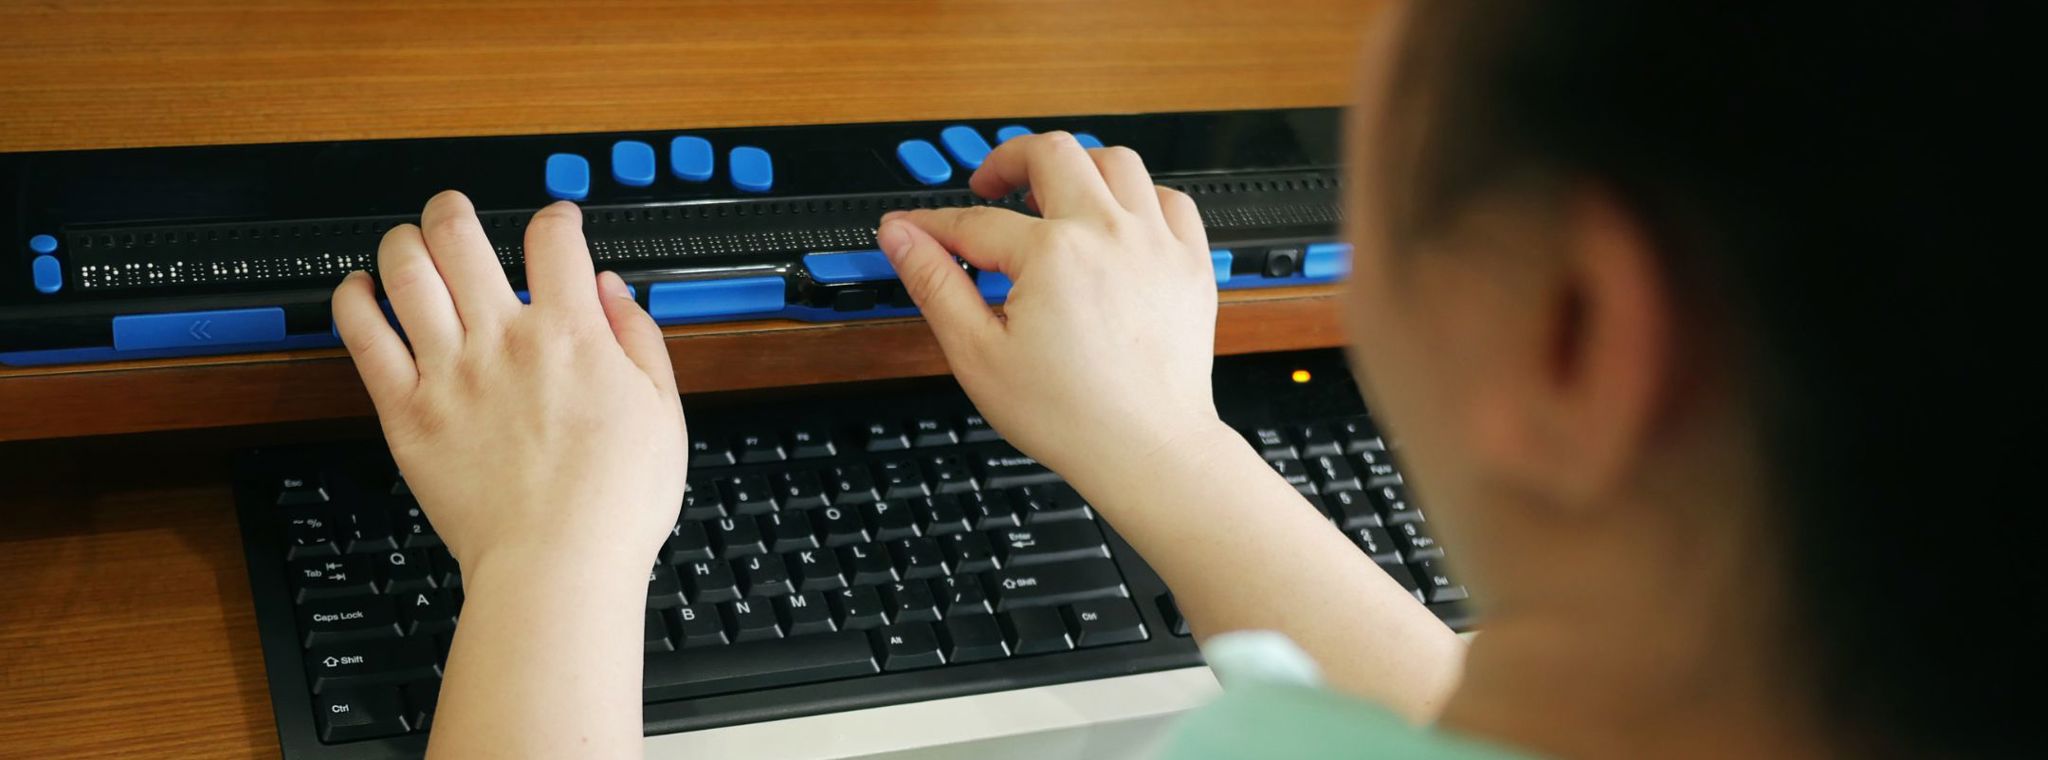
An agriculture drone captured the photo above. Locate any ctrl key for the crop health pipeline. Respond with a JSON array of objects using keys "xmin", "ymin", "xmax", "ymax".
[{"xmin": 315, "ymin": 687, "xmax": 410, "ymax": 743}]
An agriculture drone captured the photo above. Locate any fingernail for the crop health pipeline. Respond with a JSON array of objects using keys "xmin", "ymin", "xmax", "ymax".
[
  {"xmin": 878, "ymin": 221, "xmax": 911, "ymax": 259},
  {"xmin": 880, "ymin": 210, "xmax": 906, "ymax": 224},
  {"xmin": 598, "ymin": 270, "xmax": 631, "ymax": 299}
]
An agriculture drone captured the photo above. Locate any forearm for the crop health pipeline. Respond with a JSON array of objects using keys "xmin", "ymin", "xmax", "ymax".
[
  {"xmin": 429, "ymin": 547, "xmax": 649, "ymax": 759},
  {"xmin": 1064, "ymin": 420, "xmax": 1467, "ymax": 722}
]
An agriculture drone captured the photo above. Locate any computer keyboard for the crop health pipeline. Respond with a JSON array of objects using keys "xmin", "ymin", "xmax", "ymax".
[{"xmin": 235, "ymin": 349, "xmax": 1474, "ymax": 759}]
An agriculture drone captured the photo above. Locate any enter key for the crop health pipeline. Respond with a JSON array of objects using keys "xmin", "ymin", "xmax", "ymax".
[{"xmin": 991, "ymin": 521, "xmax": 1110, "ymax": 568}]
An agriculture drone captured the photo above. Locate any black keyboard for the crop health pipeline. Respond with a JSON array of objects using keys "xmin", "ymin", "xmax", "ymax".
[{"xmin": 235, "ymin": 350, "xmax": 1474, "ymax": 759}]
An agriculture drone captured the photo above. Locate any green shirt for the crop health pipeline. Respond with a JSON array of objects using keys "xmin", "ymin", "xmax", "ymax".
[{"xmin": 1157, "ymin": 632, "xmax": 1535, "ymax": 760}]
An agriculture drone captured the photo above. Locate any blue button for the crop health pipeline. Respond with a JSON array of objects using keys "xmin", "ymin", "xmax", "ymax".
[
  {"xmin": 895, "ymin": 140, "xmax": 952, "ymax": 186},
  {"xmin": 31, "ymin": 255, "xmax": 61, "ymax": 294},
  {"xmin": 995, "ymin": 126, "xmax": 1033, "ymax": 143},
  {"xmin": 1211, "ymin": 249, "xmax": 1234, "ymax": 284},
  {"xmin": 611, "ymin": 141, "xmax": 656, "ymax": 187},
  {"xmin": 1303, "ymin": 242, "xmax": 1353, "ymax": 279},
  {"xmin": 729, "ymin": 147, "xmax": 774, "ymax": 193},
  {"xmin": 647, "ymin": 276, "xmax": 786, "ymax": 320},
  {"xmin": 939, "ymin": 126, "xmax": 992, "ymax": 169},
  {"xmin": 1073, "ymin": 132, "xmax": 1105, "ymax": 150},
  {"xmin": 516, "ymin": 284, "xmax": 633, "ymax": 304},
  {"xmin": 28, "ymin": 234, "xmax": 58, "ymax": 254},
  {"xmin": 977, "ymin": 271, "xmax": 1013, "ymax": 301},
  {"xmin": 112, "ymin": 307, "xmax": 286, "ymax": 351},
  {"xmin": 804, "ymin": 250, "xmax": 898, "ymax": 284},
  {"xmin": 670, "ymin": 136, "xmax": 714, "ymax": 182},
  {"xmin": 545, "ymin": 153, "xmax": 590, "ymax": 200}
]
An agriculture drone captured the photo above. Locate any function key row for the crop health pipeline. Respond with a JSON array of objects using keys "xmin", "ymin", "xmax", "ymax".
[{"xmin": 689, "ymin": 414, "xmax": 1001, "ymax": 467}]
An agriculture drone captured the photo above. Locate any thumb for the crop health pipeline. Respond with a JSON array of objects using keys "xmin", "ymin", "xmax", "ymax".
[
  {"xmin": 880, "ymin": 219, "xmax": 1002, "ymax": 356},
  {"xmin": 596, "ymin": 271, "xmax": 678, "ymax": 397}
]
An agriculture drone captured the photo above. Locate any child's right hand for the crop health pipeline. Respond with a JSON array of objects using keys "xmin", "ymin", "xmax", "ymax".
[{"xmin": 879, "ymin": 132, "xmax": 1232, "ymax": 490}]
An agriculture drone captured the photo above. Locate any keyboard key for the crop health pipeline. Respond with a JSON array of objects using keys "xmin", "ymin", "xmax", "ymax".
[
  {"xmin": 722, "ymin": 475, "xmax": 778, "ymax": 515},
  {"xmin": 315, "ymin": 687, "xmax": 410, "ymax": 743},
  {"xmin": 1266, "ymin": 457, "xmax": 1311, "ymax": 490},
  {"xmin": 713, "ymin": 517, "xmax": 767, "ymax": 558},
  {"xmin": 1065, "ymin": 598, "xmax": 1148, "ymax": 648},
  {"xmin": 863, "ymin": 421, "xmax": 912, "ymax": 452},
  {"xmin": 912, "ymin": 495, "xmax": 972, "ymax": 535},
  {"xmin": 304, "ymin": 639, "xmax": 439, "ymax": 693},
  {"xmin": 1015, "ymin": 484, "xmax": 1090, "ymax": 523},
  {"xmin": 976, "ymin": 447, "xmax": 1059, "ymax": 489},
  {"xmin": 275, "ymin": 473, "xmax": 330, "ymax": 506},
  {"xmin": 960, "ymin": 414, "xmax": 1001, "ymax": 442},
  {"xmin": 789, "ymin": 548, "xmax": 848, "ymax": 591},
  {"xmin": 831, "ymin": 586, "xmax": 889, "ymax": 631},
  {"xmin": 764, "ymin": 511, "xmax": 820, "ymax": 553},
  {"xmin": 646, "ymin": 609, "xmax": 675, "ymax": 652},
  {"xmin": 940, "ymin": 614, "xmax": 1010, "ymax": 663},
  {"xmin": 339, "ymin": 510, "xmax": 397, "ymax": 554},
  {"xmin": 926, "ymin": 455, "xmax": 976, "ymax": 494},
  {"xmin": 1001, "ymin": 607, "xmax": 1073, "ymax": 655},
  {"xmin": 670, "ymin": 135, "xmax": 714, "ymax": 182},
  {"xmin": 941, "ymin": 532, "xmax": 1001, "ymax": 574},
  {"xmin": 1371, "ymin": 483, "xmax": 1422, "ymax": 524},
  {"xmin": 937, "ymin": 575, "xmax": 992, "ymax": 617},
  {"xmin": 290, "ymin": 556, "xmax": 377, "ymax": 601},
  {"xmin": 643, "ymin": 631, "xmax": 879, "ymax": 701},
  {"xmin": 841, "ymin": 543, "xmax": 897, "ymax": 586},
  {"xmin": 817, "ymin": 504, "xmax": 870, "ymax": 546},
  {"xmin": 829, "ymin": 466, "xmax": 882, "ymax": 505},
  {"xmin": 774, "ymin": 471, "xmax": 830, "ymax": 509},
  {"xmin": 428, "ymin": 548, "xmax": 462, "ymax": 589},
  {"xmin": 897, "ymin": 138, "xmax": 953, "ymax": 185},
  {"xmin": 876, "ymin": 622, "xmax": 946, "ymax": 671},
  {"xmin": 394, "ymin": 504, "xmax": 440, "ymax": 548},
  {"xmin": 862, "ymin": 500, "xmax": 919, "ymax": 541},
  {"xmin": 992, "ymin": 521, "xmax": 1108, "ymax": 567},
  {"xmin": 1156, "ymin": 594, "xmax": 1192, "ymax": 636},
  {"xmin": 989, "ymin": 559, "xmax": 1127, "ymax": 612},
  {"xmin": 612, "ymin": 140, "xmax": 657, "ymax": 187},
  {"xmin": 875, "ymin": 459, "xmax": 930, "ymax": 499},
  {"xmin": 728, "ymin": 146, "xmax": 774, "ymax": 193},
  {"xmin": 1352, "ymin": 526, "xmax": 1401, "ymax": 565},
  {"xmin": 736, "ymin": 431, "xmax": 786, "ymax": 463},
  {"xmin": 664, "ymin": 521, "xmax": 715, "ymax": 563},
  {"xmin": 376, "ymin": 549, "xmax": 434, "ymax": 593},
  {"xmin": 682, "ymin": 477, "xmax": 725, "ymax": 521},
  {"xmin": 961, "ymin": 490, "xmax": 1021, "ymax": 529},
  {"xmin": 1336, "ymin": 416, "xmax": 1383, "ymax": 453},
  {"xmin": 285, "ymin": 513, "xmax": 339, "ymax": 559},
  {"xmin": 1410, "ymin": 559, "xmax": 1469, "ymax": 603},
  {"xmin": 1381, "ymin": 563, "xmax": 1425, "ymax": 604},
  {"xmin": 673, "ymin": 603, "xmax": 728, "ymax": 648},
  {"xmin": 545, "ymin": 153, "xmax": 590, "ymax": 200},
  {"xmin": 298, "ymin": 596, "xmax": 402, "ymax": 647},
  {"xmin": 1325, "ymin": 490, "xmax": 1383, "ymax": 530},
  {"xmin": 648, "ymin": 565, "xmax": 686, "ymax": 609},
  {"xmin": 1309, "ymin": 454, "xmax": 1363, "ymax": 493},
  {"xmin": 739, "ymin": 554, "xmax": 795, "ymax": 597},
  {"xmin": 396, "ymin": 589, "xmax": 458, "ymax": 636},
  {"xmin": 939, "ymin": 125, "xmax": 993, "ymax": 169},
  {"xmin": 690, "ymin": 439, "xmax": 735, "ymax": 468},
  {"xmin": 1293, "ymin": 425, "xmax": 1343, "ymax": 457},
  {"xmin": 884, "ymin": 581, "xmax": 943, "ymax": 623},
  {"xmin": 682, "ymin": 560, "xmax": 741, "ymax": 603},
  {"xmin": 1394, "ymin": 522, "xmax": 1444, "ymax": 562},
  {"xmin": 724, "ymin": 596, "xmax": 784, "ymax": 642},
  {"xmin": 890, "ymin": 537, "xmax": 948, "ymax": 580},
  {"xmin": 788, "ymin": 427, "xmax": 837, "ymax": 458},
  {"xmin": 909, "ymin": 417, "xmax": 957, "ymax": 447},
  {"xmin": 1430, "ymin": 600, "xmax": 1477, "ymax": 630},
  {"xmin": 401, "ymin": 680, "xmax": 441, "ymax": 732},
  {"xmin": 1355, "ymin": 449, "xmax": 1402, "ymax": 483},
  {"xmin": 776, "ymin": 591, "xmax": 837, "ymax": 636},
  {"xmin": 1248, "ymin": 427, "xmax": 1294, "ymax": 459}
]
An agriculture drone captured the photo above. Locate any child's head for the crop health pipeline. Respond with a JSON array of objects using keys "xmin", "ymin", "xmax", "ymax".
[{"xmin": 1340, "ymin": 2, "xmax": 2017, "ymax": 756}]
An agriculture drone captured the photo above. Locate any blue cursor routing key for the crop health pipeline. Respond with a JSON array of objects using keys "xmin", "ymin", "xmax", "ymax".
[{"xmin": 112, "ymin": 307, "xmax": 286, "ymax": 351}]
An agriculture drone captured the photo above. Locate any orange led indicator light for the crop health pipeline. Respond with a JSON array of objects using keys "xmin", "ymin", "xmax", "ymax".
[{"xmin": 1291, "ymin": 369, "xmax": 1312, "ymax": 384}]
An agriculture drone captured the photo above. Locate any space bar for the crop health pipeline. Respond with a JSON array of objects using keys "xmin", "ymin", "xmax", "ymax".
[{"xmin": 644, "ymin": 632, "xmax": 880, "ymax": 702}]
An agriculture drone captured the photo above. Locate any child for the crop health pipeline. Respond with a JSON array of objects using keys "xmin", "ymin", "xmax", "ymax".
[{"xmin": 331, "ymin": 2, "xmax": 2020, "ymax": 758}]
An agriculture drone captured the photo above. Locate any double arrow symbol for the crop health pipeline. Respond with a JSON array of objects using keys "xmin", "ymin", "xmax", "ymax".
[{"xmin": 187, "ymin": 319, "xmax": 213, "ymax": 341}]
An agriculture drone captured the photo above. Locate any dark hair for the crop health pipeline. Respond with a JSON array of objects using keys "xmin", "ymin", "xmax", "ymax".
[{"xmin": 1379, "ymin": 3, "xmax": 2027, "ymax": 756}]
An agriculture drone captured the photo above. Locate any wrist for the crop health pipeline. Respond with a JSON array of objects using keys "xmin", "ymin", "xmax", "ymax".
[
  {"xmin": 1062, "ymin": 414, "xmax": 1244, "ymax": 502},
  {"xmin": 460, "ymin": 532, "xmax": 654, "ymax": 596}
]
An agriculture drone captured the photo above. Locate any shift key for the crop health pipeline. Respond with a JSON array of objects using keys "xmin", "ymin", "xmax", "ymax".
[
  {"xmin": 990, "ymin": 559, "xmax": 1127, "ymax": 612},
  {"xmin": 305, "ymin": 639, "xmax": 440, "ymax": 693}
]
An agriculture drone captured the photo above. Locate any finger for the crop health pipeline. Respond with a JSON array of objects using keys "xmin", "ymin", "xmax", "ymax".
[
  {"xmin": 1087, "ymin": 146, "xmax": 1163, "ymax": 217},
  {"xmin": 418, "ymin": 190, "xmax": 520, "ymax": 329},
  {"xmin": 878, "ymin": 219, "xmax": 1002, "ymax": 357},
  {"xmin": 1156, "ymin": 186, "xmax": 1210, "ymax": 249},
  {"xmin": 968, "ymin": 131, "xmax": 1121, "ymax": 219},
  {"xmin": 597, "ymin": 271, "xmax": 677, "ymax": 397},
  {"xmin": 332, "ymin": 270, "xmax": 418, "ymax": 411},
  {"xmin": 376, "ymin": 223, "xmax": 464, "ymax": 368},
  {"xmin": 523, "ymin": 201, "xmax": 603, "ymax": 320},
  {"xmin": 882, "ymin": 206, "xmax": 1042, "ymax": 276}
]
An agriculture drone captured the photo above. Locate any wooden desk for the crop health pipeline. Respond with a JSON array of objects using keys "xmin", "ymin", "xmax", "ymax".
[{"xmin": 0, "ymin": 1, "xmax": 1380, "ymax": 755}]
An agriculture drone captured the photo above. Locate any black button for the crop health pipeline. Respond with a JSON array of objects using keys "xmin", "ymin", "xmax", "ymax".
[
  {"xmin": 315, "ymin": 687, "xmax": 410, "ymax": 743},
  {"xmin": 832, "ymin": 288, "xmax": 879, "ymax": 312}
]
